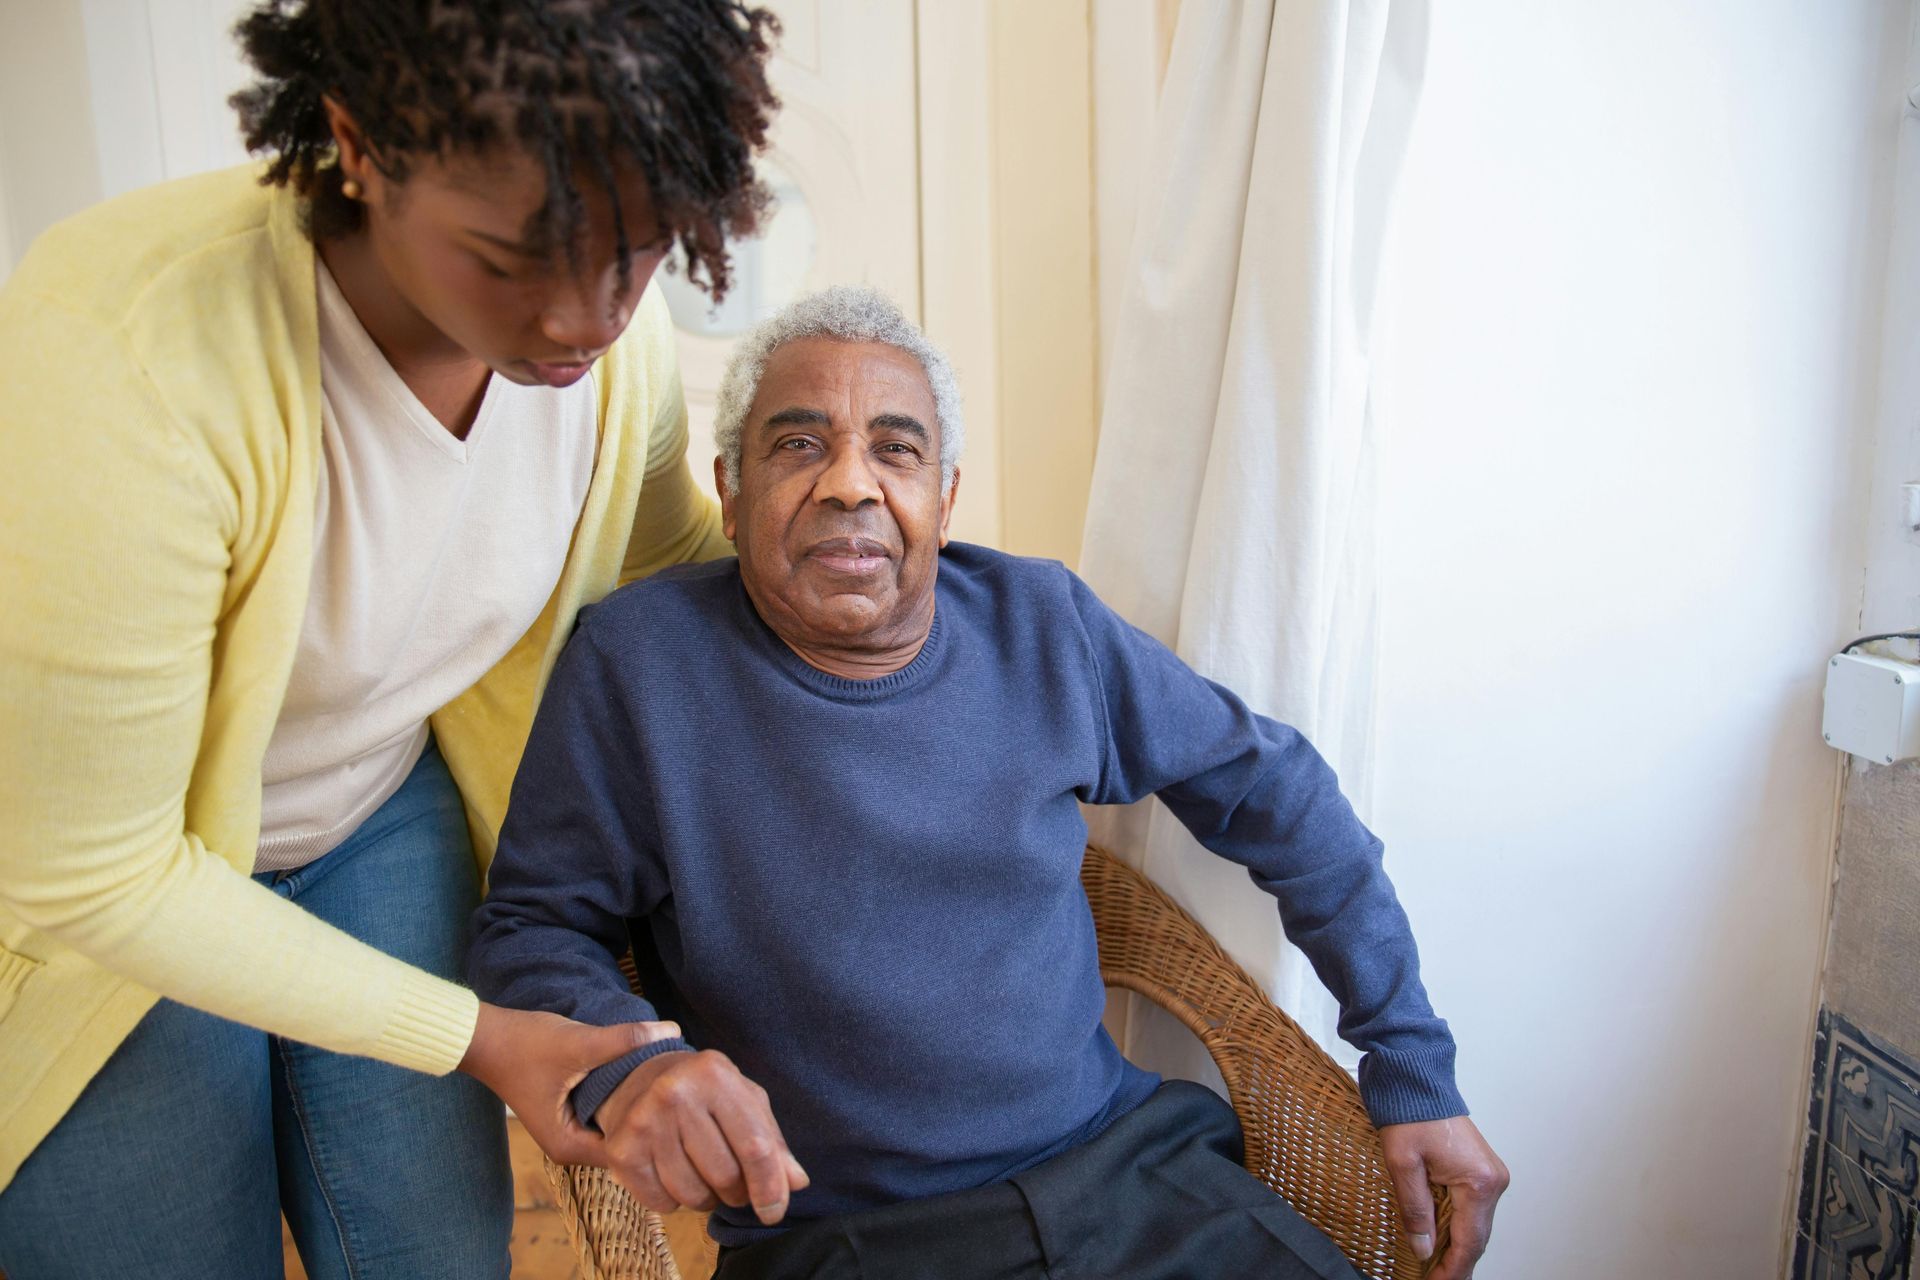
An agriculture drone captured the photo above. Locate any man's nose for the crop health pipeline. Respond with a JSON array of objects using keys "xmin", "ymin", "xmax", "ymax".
[
  {"xmin": 539, "ymin": 273, "xmax": 632, "ymax": 355},
  {"xmin": 813, "ymin": 442, "xmax": 883, "ymax": 509}
]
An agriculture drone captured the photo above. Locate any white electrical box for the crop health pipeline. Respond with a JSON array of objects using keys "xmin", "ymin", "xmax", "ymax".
[{"xmin": 1823, "ymin": 652, "xmax": 1920, "ymax": 765}]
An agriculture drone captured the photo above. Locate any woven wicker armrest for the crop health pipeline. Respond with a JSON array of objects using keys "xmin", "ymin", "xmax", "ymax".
[
  {"xmin": 545, "ymin": 1155, "xmax": 685, "ymax": 1280},
  {"xmin": 543, "ymin": 847, "xmax": 1449, "ymax": 1280},
  {"xmin": 542, "ymin": 945, "xmax": 690, "ymax": 1280},
  {"xmin": 1080, "ymin": 843, "xmax": 1449, "ymax": 1280}
]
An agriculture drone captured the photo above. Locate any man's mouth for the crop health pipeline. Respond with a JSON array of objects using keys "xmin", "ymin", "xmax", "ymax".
[{"xmin": 806, "ymin": 537, "xmax": 892, "ymax": 576}]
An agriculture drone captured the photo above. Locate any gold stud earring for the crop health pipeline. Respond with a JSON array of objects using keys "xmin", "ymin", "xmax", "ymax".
[{"xmin": 341, "ymin": 178, "xmax": 363, "ymax": 200}]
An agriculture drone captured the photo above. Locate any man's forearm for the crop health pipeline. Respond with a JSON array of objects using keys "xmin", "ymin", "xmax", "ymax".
[{"xmin": 1162, "ymin": 727, "xmax": 1466, "ymax": 1125}]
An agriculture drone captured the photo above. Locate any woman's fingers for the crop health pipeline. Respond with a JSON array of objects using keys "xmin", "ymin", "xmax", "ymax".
[
  {"xmin": 571, "ymin": 1019, "xmax": 682, "ymax": 1078},
  {"xmin": 539, "ymin": 1114, "xmax": 610, "ymax": 1169}
]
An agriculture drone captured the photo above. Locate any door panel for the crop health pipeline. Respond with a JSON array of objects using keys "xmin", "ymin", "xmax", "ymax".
[{"xmin": 664, "ymin": 0, "xmax": 922, "ymax": 499}]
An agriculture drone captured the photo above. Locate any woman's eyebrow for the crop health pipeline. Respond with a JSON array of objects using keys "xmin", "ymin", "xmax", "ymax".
[
  {"xmin": 464, "ymin": 228, "xmax": 675, "ymax": 256},
  {"xmin": 466, "ymin": 229, "xmax": 549, "ymax": 257}
]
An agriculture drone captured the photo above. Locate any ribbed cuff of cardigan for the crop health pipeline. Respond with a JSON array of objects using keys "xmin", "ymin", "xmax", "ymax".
[
  {"xmin": 1358, "ymin": 1042, "xmax": 1469, "ymax": 1128},
  {"xmin": 372, "ymin": 974, "xmax": 481, "ymax": 1075},
  {"xmin": 572, "ymin": 1037, "xmax": 695, "ymax": 1126}
]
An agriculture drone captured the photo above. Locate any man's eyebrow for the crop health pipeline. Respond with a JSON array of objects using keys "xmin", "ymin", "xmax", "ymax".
[
  {"xmin": 870, "ymin": 413, "xmax": 930, "ymax": 442},
  {"xmin": 758, "ymin": 408, "xmax": 931, "ymax": 440},
  {"xmin": 762, "ymin": 406, "xmax": 831, "ymax": 430}
]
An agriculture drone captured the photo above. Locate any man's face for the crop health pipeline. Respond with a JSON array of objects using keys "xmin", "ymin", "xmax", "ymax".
[{"xmin": 720, "ymin": 337, "xmax": 959, "ymax": 655}]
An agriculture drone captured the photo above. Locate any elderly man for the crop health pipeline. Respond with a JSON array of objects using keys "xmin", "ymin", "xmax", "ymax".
[{"xmin": 469, "ymin": 287, "xmax": 1506, "ymax": 1280}]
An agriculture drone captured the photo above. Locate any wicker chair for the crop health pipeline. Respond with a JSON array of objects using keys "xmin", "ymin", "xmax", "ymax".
[{"xmin": 544, "ymin": 844, "xmax": 1450, "ymax": 1280}]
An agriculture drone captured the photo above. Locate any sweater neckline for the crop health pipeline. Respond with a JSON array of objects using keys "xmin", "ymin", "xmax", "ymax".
[{"xmin": 742, "ymin": 580, "xmax": 946, "ymax": 701}]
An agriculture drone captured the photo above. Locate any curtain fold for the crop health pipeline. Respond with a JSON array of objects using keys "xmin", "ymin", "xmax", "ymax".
[{"xmin": 1081, "ymin": 0, "xmax": 1429, "ymax": 1076}]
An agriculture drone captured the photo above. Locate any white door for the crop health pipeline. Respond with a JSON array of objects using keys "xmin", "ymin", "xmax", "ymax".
[
  {"xmin": 657, "ymin": 0, "xmax": 923, "ymax": 501},
  {"xmin": 4, "ymin": 0, "xmax": 983, "ymax": 530}
]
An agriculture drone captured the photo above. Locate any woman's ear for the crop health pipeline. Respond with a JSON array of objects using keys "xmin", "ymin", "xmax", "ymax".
[{"xmin": 321, "ymin": 95, "xmax": 378, "ymax": 201}]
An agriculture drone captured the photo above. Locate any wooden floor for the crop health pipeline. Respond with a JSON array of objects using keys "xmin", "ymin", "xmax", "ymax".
[{"xmin": 281, "ymin": 1116, "xmax": 714, "ymax": 1279}]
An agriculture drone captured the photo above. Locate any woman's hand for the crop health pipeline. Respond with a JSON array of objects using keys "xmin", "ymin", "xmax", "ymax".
[{"xmin": 458, "ymin": 1002, "xmax": 682, "ymax": 1167}]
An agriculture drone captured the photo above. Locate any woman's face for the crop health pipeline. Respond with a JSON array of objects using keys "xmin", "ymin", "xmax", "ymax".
[{"xmin": 350, "ymin": 142, "xmax": 671, "ymax": 389}]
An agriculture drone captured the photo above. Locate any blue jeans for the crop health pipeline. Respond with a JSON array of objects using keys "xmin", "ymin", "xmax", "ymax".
[{"xmin": 0, "ymin": 739, "xmax": 512, "ymax": 1279}]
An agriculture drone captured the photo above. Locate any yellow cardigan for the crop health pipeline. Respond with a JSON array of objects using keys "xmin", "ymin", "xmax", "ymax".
[{"xmin": 0, "ymin": 166, "xmax": 729, "ymax": 1190}]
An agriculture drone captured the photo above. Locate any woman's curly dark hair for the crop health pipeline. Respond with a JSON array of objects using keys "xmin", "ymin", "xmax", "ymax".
[{"xmin": 230, "ymin": 0, "xmax": 779, "ymax": 299}]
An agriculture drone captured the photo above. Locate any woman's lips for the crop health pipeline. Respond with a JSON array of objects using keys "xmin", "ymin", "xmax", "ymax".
[{"xmin": 524, "ymin": 359, "xmax": 594, "ymax": 388}]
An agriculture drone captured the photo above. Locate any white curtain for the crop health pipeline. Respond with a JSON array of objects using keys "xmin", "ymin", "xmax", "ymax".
[{"xmin": 1081, "ymin": 0, "xmax": 1429, "ymax": 1077}]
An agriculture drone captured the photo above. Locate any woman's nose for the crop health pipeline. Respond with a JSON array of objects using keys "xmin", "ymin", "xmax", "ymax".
[{"xmin": 539, "ymin": 277, "xmax": 632, "ymax": 355}]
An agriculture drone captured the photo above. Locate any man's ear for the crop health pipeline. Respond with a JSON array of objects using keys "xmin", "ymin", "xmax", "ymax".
[
  {"xmin": 936, "ymin": 466, "xmax": 961, "ymax": 548},
  {"xmin": 715, "ymin": 456, "xmax": 737, "ymax": 542}
]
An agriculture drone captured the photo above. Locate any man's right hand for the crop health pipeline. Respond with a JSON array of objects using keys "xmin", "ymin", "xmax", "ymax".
[
  {"xmin": 458, "ymin": 1002, "xmax": 684, "ymax": 1169},
  {"xmin": 595, "ymin": 1048, "xmax": 810, "ymax": 1225}
]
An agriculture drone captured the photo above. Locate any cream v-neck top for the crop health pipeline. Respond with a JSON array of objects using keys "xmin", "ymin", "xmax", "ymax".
[{"xmin": 255, "ymin": 263, "xmax": 598, "ymax": 871}]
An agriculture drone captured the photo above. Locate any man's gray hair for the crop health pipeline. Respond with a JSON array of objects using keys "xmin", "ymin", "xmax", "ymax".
[{"xmin": 712, "ymin": 285, "xmax": 964, "ymax": 496}]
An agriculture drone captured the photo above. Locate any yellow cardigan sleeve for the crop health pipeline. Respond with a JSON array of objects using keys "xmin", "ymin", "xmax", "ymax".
[
  {"xmin": 619, "ymin": 314, "xmax": 733, "ymax": 585},
  {"xmin": 0, "ymin": 295, "xmax": 476, "ymax": 1075}
]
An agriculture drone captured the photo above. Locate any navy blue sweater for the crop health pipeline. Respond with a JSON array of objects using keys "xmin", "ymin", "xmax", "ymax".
[{"xmin": 469, "ymin": 544, "xmax": 1463, "ymax": 1244}]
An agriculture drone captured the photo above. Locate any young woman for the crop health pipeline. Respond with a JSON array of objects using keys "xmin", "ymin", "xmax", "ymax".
[{"xmin": 0, "ymin": 3, "xmax": 778, "ymax": 1276}]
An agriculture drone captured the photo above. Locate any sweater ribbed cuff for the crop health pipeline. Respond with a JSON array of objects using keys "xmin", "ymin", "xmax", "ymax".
[
  {"xmin": 1358, "ymin": 1043, "xmax": 1469, "ymax": 1128},
  {"xmin": 572, "ymin": 1037, "xmax": 694, "ymax": 1126},
  {"xmin": 373, "ymin": 974, "xmax": 480, "ymax": 1076}
]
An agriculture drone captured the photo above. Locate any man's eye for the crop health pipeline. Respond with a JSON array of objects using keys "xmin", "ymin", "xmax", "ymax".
[
  {"xmin": 778, "ymin": 438, "xmax": 818, "ymax": 451},
  {"xmin": 475, "ymin": 256, "xmax": 514, "ymax": 280}
]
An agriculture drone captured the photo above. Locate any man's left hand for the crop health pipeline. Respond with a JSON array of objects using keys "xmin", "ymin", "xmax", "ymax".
[{"xmin": 1378, "ymin": 1115, "xmax": 1508, "ymax": 1279}]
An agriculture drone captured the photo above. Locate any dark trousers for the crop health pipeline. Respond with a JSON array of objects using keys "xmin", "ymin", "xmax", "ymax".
[{"xmin": 713, "ymin": 1081, "xmax": 1363, "ymax": 1280}]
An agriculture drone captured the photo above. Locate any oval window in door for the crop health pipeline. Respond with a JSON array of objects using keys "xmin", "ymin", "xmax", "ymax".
[{"xmin": 660, "ymin": 158, "xmax": 817, "ymax": 338}]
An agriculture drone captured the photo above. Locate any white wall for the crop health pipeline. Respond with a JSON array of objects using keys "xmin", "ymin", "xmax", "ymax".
[
  {"xmin": 1090, "ymin": 0, "xmax": 1163, "ymax": 389},
  {"xmin": 1372, "ymin": 4, "xmax": 1904, "ymax": 1278},
  {"xmin": 0, "ymin": 0, "xmax": 256, "ymax": 285},
  {"xmin": 1861, "ymin": 17, "xmax": 1920, "ymax": 635},
  {"xmin": 78, "ymin": 0, "xmax": 258, "ymax": 198},
  {"xmin": 0, "ymin": 0, "xmax": 103, "ymax": 286}
]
